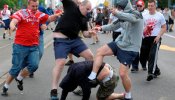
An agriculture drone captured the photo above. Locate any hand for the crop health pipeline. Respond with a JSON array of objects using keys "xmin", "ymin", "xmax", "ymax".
[
  {"xmin": 40, "ymin": 24, "xmax": 47, "ymax": 30},
  {"xmin": 92, "ymin": 26, "xmax": 101, "ymax": 31},
  {"xmin": 154, "ymin": 35, "xmax": 161, "ymax": 43},
  {"xmin": 55, "ymin": 10, "xmax": 63, "ymax": 17},
  {"xmin": 111, "ymin": 8, "xmax": 118, "ymax": 15}
]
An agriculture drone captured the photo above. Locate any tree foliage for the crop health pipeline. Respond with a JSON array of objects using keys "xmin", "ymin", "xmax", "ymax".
[{"xmin": 0, "ymin": 0, "xmax": 45, "ymax": 10}]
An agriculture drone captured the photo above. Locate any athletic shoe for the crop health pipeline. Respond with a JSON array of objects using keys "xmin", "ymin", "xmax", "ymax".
[
  {"xmin": 65, "ymin": 60, "xmax": 74, "ymax": 66},
  {"xmin": 1, "ymin": 86, "xmax": 8, "ymax": 96},
  {"xmin": 50, "ymin": 89, "xmax": 59, "ymax": 100},
  {"xmin": 154, "ymin": 70, "xmax": 161, "ymax": 78},
  {"xmin": 131, "ymin": 68, "xmax": 138, "ymax": 73},
  {"xmin": 90, "ymin": 42, "xmax": 96, "ymax": 45},
  {"xmin": 29, "ymin": 73, "xmax": 34, "ymax": 78},
  {"xmin": 142, "ymin": 67, "xmax": 147, "ymax": 71},
  {"xmin": 124, "ymin": 98, "xmax": 133, "ymax": 100},
  {"xmin": 3, "ymin": 33, "xmax": 5, "ymax": 39},
  {"xmin": 73, "ymin": 87, "xmax": 83, "ymax": 96},
  {"xmin": 15, "ymin": 78, "xmax": 23, "ymax": 91},
  {"xmin": 146, "ymin": 74, "xmax": 154, "ymax": 81}
]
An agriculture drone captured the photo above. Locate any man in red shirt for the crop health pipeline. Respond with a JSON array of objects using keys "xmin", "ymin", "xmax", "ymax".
[{"xmin": 1, "ymin": 0, "xmax": 61, "ymax": 96}]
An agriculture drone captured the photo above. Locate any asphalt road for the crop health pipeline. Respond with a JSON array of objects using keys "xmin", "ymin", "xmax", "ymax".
[{"xmin": 0, "ymin": 29, "xmax": 175, "ymax": 100}]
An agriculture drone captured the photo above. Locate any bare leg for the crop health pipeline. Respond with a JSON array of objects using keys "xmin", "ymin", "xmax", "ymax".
[
  {"xmin": 105, "ymin": 93, "xmax": 124, "ymax": 100},
  {"xmin": 119, "ymin": 64, "xmax": 132, "ymax": 98},
  {"xmin": 5, "ymin": 74, "xmax": 14, "ymax": 85},
  {"xmin": 88, "ymin": 44, "xmax": 113, "ymax": 80},
  {"xmin": 52, "ymin": 59, "xmax": 66, "ymax": 89},
  {"xmin": 92, "ymin": 44, "xmax": 113, "ymax": 73}
]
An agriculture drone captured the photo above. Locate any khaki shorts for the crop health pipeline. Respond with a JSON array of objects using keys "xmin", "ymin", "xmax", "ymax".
[{"xmin": 97, "ymin": 74, "xmax": 119, "ymax": 100}]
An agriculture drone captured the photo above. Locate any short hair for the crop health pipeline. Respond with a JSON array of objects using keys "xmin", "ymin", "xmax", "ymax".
[
  {"xmin": 81, "ymin": 0, "xmax": 90, "ymax": 6},
  {"xmin": 28, "ymin": 0, "xmax": 39, "ymax": 4},
  {"xmin": 148, "ymin": 0, "xmax": 156, "ymax": 4}
]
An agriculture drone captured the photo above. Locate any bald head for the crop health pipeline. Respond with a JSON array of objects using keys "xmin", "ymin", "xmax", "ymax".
[{"xmin": 79, "ymin": 0, "xmax": 92, "ymax": 16}]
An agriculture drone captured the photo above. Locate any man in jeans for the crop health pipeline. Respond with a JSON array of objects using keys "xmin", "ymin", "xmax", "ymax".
[{"xmin": 1, "ymin": 0, "xmax": 61, "ymax": 96}]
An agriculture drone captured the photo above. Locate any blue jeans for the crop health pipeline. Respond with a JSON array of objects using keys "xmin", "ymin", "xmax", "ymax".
[
  {"xmin": 9, "ymin": 44, "xmax": 39, "ymax": 77},
  {"xmin": 39, "ymin": 34, "xmax": 44, "ymax": 60}
]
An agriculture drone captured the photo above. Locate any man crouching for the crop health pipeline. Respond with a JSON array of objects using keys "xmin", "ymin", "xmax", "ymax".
[{"xmin": 59, "ymin": 61, "xmax": 124, "ymax": 100}]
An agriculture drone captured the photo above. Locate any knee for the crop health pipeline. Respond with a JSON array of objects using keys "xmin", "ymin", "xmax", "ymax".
[
  {"xmin": 96, "ymin": 48, "xmax": 104, "ymax": 56},
  {"xmin": 119, "ymin": 70, "xmax": 127, "ymax": 80},
  {"xmin": 55, "ymin": 60, "xmax": 66, "ymax": 71}
]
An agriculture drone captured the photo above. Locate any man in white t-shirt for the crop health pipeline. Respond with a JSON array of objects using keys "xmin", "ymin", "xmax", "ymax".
[
  {"xmin": 0, "ymin": 4, "xmax": 11, "ymax": 39},
  {"xmin": 140, "ymin": 0, "xmax": 166, "ymax": 81}
]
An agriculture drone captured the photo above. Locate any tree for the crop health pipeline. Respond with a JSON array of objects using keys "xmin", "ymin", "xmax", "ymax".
[{"xmin": 0, "ymin": 0, "xmax": 15, "ymax": 9}]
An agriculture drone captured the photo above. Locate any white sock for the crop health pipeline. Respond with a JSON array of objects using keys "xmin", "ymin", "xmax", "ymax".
[
  {"xmin": 17, "ymin": 75, "xmax": 23, "ymax": 81},
  {"xmin": 125, "ymin": 92, "xmax": 132, "ymax": 99},
  {"xmin": 4, "ymin": 83, "xmax": 9, "ymax": 89},
  {"xmin": 88, "ymin": 71, "xmax": 97, "ymax": 80}
]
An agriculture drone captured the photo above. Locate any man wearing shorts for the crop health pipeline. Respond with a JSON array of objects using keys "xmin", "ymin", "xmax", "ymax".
[
  {"xmin": 50, "ymin": 0, "xmax": 94, "ymax": 99},
  {"xmin": 88, "ymin": 0, "xmax": 144, "ymax": 100}
]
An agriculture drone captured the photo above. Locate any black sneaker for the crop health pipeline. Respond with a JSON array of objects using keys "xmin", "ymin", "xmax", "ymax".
[
  {"xmin": 146, "ymin": 74, "xmax": 154, "ymax": 81},
  {"xmin": 142, "ymin": 67, "xmax": 147, "ymax": 71},
  {"xmin": 50, "ymin": 89, "xmax": 59, "ymax": 100},
  {"xmin": 124, "ymin": 98, "xmax": 133, "ymax": 100},
  {"xmin": 154, "ymin": 70, "xmax": 161, "ymax": 78},
  {"xmin": 15, "ymin": 78, "xmax": 23, "ymax": 91},
  {"xmin": 29, "ymin": 73, "xmax": 34, "ymax": 78},
  {"xmin": 90, "ymin": 42, "xmax": 96, "ymax": 45},
  {"xmin": 3, "ymin": 33, "xmax": 5, "ymax": 39},
  {"xmin": 131, "ymin": 68, "xmax": 138, "ymax": 73},
  {"xmin": 65, "ymin": 60, "xmax": 74, "ymax": 66},
  {"xmin": 1, "ymin": 86, "xmax": 8, "ymax": 96},
  {"xmin": 73, "ymin": 87, "xmax": 83, "ymax": 96}
]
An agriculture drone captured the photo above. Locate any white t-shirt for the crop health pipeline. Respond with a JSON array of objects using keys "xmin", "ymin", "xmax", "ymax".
[
  {"xmin": 143, "ymin": 11, "xmax": 166, "ymax": 37},
  {"xmin": 1, "ymin": 9, "xmax": 11, "ymax": 20},
  {"xmin": 109, "ymin": 13, "xmax": 122, "ymax": 32}
]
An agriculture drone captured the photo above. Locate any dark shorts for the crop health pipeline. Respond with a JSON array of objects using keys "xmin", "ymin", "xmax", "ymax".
[
  {"xmin": 3, "ymin": 19, "xmax": 10, "ymax": 30},
  {"xmin": 53, "ymin": 37, "xmax": 88, "ymax": 59},
  {"xmin": 97, "ymin": 74, "xmax": 119, "ymax": 100},
  {"xmin": 107, "ymin": 42, "xmax": 139, "ymax": 66}
]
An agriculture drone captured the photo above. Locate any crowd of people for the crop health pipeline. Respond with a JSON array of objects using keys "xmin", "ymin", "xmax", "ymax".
[{"xmin": 0, "ymin": 0, "xmax": 169, "ymax": 100}]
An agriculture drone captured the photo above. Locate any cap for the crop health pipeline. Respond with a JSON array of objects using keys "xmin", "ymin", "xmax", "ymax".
[{"xmin": 136, "ymin": 0, "xmax": 145, "ymax": 6}]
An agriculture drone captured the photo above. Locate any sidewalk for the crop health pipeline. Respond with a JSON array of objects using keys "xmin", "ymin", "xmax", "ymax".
[{"xmin": 0, "ymin": 30, "xmax": 53, "ymax": 86}]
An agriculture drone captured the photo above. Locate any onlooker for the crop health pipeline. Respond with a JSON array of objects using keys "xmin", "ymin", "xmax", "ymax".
[
  {"xmin": 169, "ymin": 9, "xmax": 174, "ymax": 32},
  {"xmin": 88, "ymin": 0, "xmax": 144, "ymax": 100},
  {"xmin": 50, "ymin": 0, "xmax": 94, "ymax": 99},
  {"xmin": 0, "ymin": 4, "xmax": 11, "ymax": 39},
  {"xmin": 1, "ymin": 0, "xmax": 60, "ymax": 96},
  {"xmin": 60, "ymin": 61, "xmax": 124, "ymax": 100},
  {"xmin": 131, "ymin": 0, "xmax": 147, "ymax": 72},
  {"xmin": 141, "ymin": 0, "xmax": 166, "ymax": 81},
  {"xmin": 163, "ymin": 7, "xmax": 170, "ymax": 31},
  {"xmin": 108, "ymin": 7, "xmax": 122, "ymax": 42}
]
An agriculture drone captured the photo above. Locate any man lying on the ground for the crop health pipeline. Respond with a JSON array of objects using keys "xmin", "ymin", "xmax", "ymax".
[{"xmin": 59, "ymin": 61, "xmax": 124, "ymax": 100}]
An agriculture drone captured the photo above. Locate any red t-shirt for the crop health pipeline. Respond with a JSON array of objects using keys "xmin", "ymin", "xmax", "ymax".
[{"xmin": 11, "ymin": 9, "xmax": 49, "ymax": 46}]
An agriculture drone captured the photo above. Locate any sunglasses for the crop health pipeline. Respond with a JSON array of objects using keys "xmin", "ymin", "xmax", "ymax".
[{"xmin": 137, "ymin": 5, "xmax": 143, "ymax": 7}]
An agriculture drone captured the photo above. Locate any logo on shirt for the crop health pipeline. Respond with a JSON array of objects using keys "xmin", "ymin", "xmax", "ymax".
[{"xmin": 144, "ymin": 18, "xmax": 157, "ymax": 37}]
